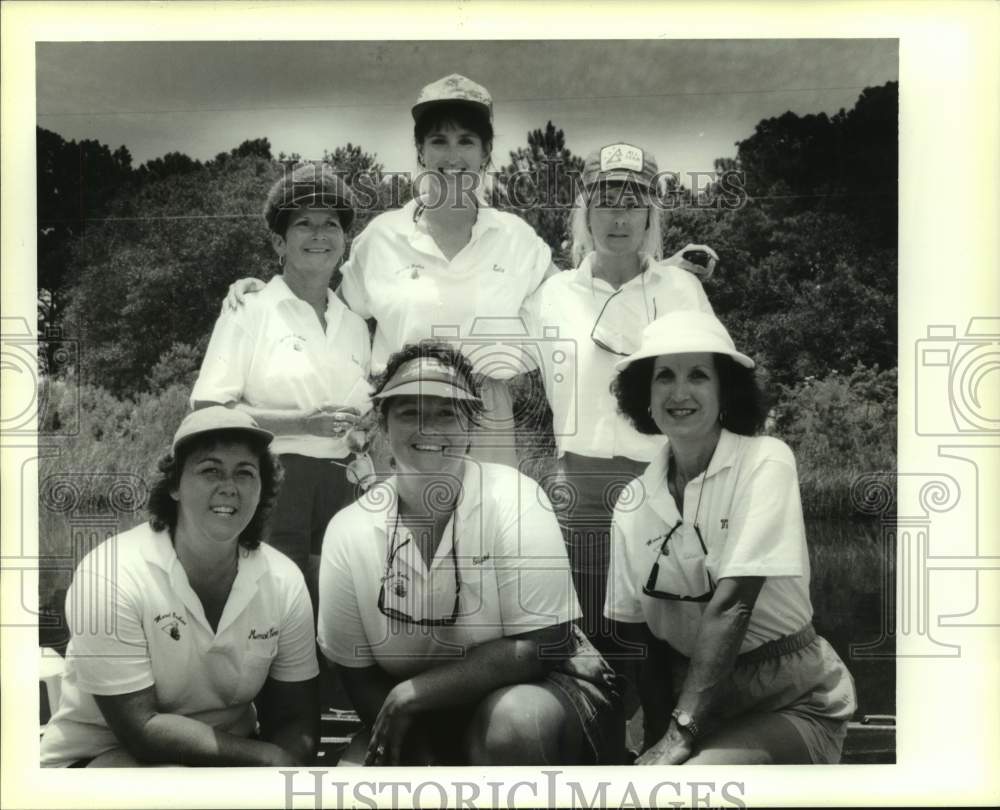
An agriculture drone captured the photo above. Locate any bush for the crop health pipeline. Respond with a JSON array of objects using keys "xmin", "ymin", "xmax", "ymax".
[{"xmin": 773, "ymin": 364, "xmax": 897, "ymax": 516}]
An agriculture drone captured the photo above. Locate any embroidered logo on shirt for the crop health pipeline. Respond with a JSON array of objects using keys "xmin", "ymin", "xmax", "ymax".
[
  {"xmin": 279, "ymin": 333, "xmax": 307, "ymax": 352},
  {"xmin": 472, "ymin": 553, "xmax": 491, "ymax": 566},
  {"xmin": 394, "ymin": 581, "xmax": 408, "ymax": 598},
  {"xmin": 248, "ymin": 627, "xmax": 279, "ymax": 641},
  {"xmin": 401, "ymin": 263, "xmax": 424, "ymax": 279},
  {"xmin": 645, "ymin": 532, "xmax": 670, "ymax": 553},
  {"xmin": 154, "ymin": 611, "xmax": 187, "ymax": 641},
  {"xmin": 491, "ymin": 264, "xmax": 505, "ymax": 273},
  {"xmin": 720, "ymin": 518, "xmax": 729, "ymax": 529}
]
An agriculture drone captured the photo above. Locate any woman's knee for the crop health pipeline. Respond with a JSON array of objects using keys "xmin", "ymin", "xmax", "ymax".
[
  {"xmin": 465, "ymin": 684, "xmax": 577, "ymax": 765},
  {"xmin": 685, "ymin": 712, "xmax": 811, "ymax": 765}
]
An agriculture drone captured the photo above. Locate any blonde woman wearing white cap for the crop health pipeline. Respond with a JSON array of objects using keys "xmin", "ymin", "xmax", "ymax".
[
  {"xmin": 228, "ymin": 74, "xmax": 556, "ymax": 468},
  {"xmin": 521, "ymin": 142, "xmax": 716, "ymax": 654},
  {"xmin": 317, "ymin": 343, "xmax": 624, "ymax": 766},
  {"xmin": 605, "ymin": 311, "xmax": 856, "ymax": 764},
  {"xmin": 40, "ymin": 407, "xmax": 319, "ymax": 767}
]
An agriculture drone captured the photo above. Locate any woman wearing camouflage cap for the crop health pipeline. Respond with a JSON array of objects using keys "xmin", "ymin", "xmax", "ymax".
[
  {"xmin": 229, "ymin": 74, "xmax": 557, "ymax": 468},
  {"xmin": 193, "ymin": 163, "xmax": 373, "ymax": 598}
]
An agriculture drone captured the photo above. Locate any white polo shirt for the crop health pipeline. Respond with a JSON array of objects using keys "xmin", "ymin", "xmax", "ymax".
[
  {"xmin": 521, "ymin": 252, "xmax": 713, "ymax": 461},
  {"xmin": 40, "ymin": 523, "xmax": 319, "ymax": 767},
  {"xmin": 191, "ymin": 275, "xmax": 372, "ymax": 459},
  {"xmin": 317, "ymin": 461, "xmax": 582, "ymax": 680},
  {"xmin": 339, "ymin": 200, "xmax": 552, "ymax": 376},
  {"xmin": 604, "ymin": 430, "xmax": 813, "ymax": 657}
]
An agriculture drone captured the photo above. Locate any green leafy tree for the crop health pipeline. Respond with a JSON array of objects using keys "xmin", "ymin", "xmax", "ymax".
[{"xmin": 499, "ymin": 122, "xmax": 585, "ymax": 266}]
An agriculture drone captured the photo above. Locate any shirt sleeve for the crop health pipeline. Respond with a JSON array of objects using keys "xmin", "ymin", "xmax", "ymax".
[
  {"xmin": 491, "ymin": 470, "xmax": 581, "ymax": 634},
  {"xmin": 317, "ymin": 512, "xmax": 375, "ymax": 668},
  {"xmin": 716, "ymin": 443, "xmax": 809, "ymax": 579},
  {"xmin": 64, "ymin": 551, "xmax": 155, "ymax": 696},
  {"xmin": 523, "ymin": 228, "xmax": 554, "ymax": 297},
  {"xmin": 516, "ymin": 286, "xmax": 543, "ymax": 373},
  {"xmin": 268, "ymin": 567, "xmax": 320, "ymax": 682},
  {"xmin": 339, "ymin": 243, "xmax": 373, "ymax": 319},
  {"xmin": 604, "ymin": 501, "xmax": 646, "ymax": 623},
  {"xmin": 690, "ymin": 275, "xmax": 715, "ymax": 315},
  {"xmin": 189, "ymin": 308, "xmax": 254, "ymax": 406}
]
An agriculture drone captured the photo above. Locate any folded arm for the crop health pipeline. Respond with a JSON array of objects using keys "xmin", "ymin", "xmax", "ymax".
[
  {"xmin": 93, "ymin": 683, "xmax": 310, "ymax": 767},
  {"xmin": 636, "ymin": 575, "xmax": 764, "ymax": 765}
]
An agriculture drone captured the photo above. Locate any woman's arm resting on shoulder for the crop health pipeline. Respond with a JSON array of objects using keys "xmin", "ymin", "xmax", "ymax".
[
  {"xmin": 635, "ymin": 576, "xmax": 764, "ymax": 765},
  {"xmin": 223, "ymin": 277, "xmax": 266, "ymax": 311},
  {"xmin": 93, "ymin": 686, "xmax": 302, "ymax": 766},
  {"xmin": 255, "ymin": 676, "xmax": 320, "ymax": 764},
  {"xmin": 365, "ymin": 622, "xmax": 574, "ymax": 765}
]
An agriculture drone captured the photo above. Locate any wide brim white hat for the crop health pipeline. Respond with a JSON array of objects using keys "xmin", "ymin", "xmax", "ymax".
[{"xmin": 614, "ymin": 310, "xmax": 755, "ymax": 371}]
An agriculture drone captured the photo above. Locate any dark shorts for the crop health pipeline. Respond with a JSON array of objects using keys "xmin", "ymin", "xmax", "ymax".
[
  {"xmin": 267, "ymin": 453, "xmax": 360, "ymax": 571},
  {"xmin": 390, "ymin": 628, "xmax": 625, "ymax": 765}
]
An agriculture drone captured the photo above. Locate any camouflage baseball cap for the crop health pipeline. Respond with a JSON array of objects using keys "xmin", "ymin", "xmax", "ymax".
[
  {"xmin": 412, "ymin": 73, "xmax": 493, "ymax": 123},
  {"xmin": 582, "ymin": 143, "xmax": 659, "ymax": 192}
]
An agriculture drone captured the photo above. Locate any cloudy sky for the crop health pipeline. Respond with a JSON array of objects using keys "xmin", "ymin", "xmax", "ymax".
[{"xmin": 36, "ymin": 39, "xmax": 897, "ymax": 177}]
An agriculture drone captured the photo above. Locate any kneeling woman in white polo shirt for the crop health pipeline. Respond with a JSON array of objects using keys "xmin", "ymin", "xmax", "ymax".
[
  {"xmin": 605, "ymin": 311, "xmax": 856, "ymax": 764},
  {"xmin": 318, "ymin": 344, "xmax": 624, "ymax": 766},
  {"xmin": 40, "ymin": 407, "xmax": 319, "ymax": 767}
]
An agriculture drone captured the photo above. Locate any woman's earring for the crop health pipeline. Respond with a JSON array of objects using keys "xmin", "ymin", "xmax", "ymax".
[
  {"xmin": 718, "ymin": 410, "xmax": 727, "ymax": 425},
  {"xmin": 277, "ymin": 253, "xmax": 285, "ymax": 268}
]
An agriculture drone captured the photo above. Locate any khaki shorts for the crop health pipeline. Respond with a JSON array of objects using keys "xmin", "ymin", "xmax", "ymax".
[{"xmin": 644, "ymin": 629, "xmax": 857, "ymax": 764}]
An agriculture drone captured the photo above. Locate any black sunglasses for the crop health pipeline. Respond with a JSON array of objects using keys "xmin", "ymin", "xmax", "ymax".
[
  {"xmin": 377, "ymin": 513, "xmax": 461, "ymax": 626},
  {"xmin": 642, "ymin": 519, "xmax": 716, "ymax": 602},
  {"xmin": 589, "ymin": 287, "xmax": 658, "ymax": 357}
]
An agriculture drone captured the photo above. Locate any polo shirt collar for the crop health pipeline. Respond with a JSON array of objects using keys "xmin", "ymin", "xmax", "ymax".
[
  {"xmin": 140, "ymin": 524, "xmax": 266, "ymax": 637},
  {"xmin": 573, "ymin": 251, "xmax": 657, "ymax": 291},
  {"xmin": 367, "ymin": 460, "xmax": 483, "ymax": 572},
  {"xmin": 265, "ymin": 274, "xmax": 340, "ymax": 318},
  {"xmin": 639, "ymin": 429, "xmax": 741, "ymax": 524},
  {"xmin": 405, "ymin": 199, "xmax": 502, "ymax": 253}
]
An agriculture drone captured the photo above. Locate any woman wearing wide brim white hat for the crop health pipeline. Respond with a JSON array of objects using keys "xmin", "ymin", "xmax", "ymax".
[{"xmin": 604, "ymin": 310, "xmax": 857, "ymax": 764}]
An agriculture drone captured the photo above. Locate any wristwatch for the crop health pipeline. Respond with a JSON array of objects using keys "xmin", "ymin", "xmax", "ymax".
[{"xmin": 671, "ymin": 708, "xmax": 700, "ymax": 740}]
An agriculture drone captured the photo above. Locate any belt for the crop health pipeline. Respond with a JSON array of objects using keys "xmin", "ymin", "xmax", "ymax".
[{"xmin": 736, "ymin": 623, "xmax": 817, "ymax": 667}]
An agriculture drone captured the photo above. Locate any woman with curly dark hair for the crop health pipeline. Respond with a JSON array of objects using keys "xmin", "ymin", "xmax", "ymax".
[
  {"xmin": 41, "ymin": 407, "xmax": 319, "ymax": 767},
  {"xmin": 605, "ymin": 310, "xmax": 856, "ymax": 765},
  {"xmin": 317, "ymin": 343, "xmax": 624, "ymax": 766}
]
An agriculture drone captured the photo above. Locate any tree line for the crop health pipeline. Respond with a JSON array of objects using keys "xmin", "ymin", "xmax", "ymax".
[{"xmin": 37, "ymin": 82, "xmax": 897, "ymax": 404}]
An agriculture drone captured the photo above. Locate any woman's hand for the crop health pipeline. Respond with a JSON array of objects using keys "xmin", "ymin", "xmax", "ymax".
[
  {"xmin": 364, "ymin": 681, "xmax": 418, "ymax": 766},
  {"xmin": 635, "ymin": 724, "xmax": 695, "ymax": 765},
  {"xmin": 223, "ymin": 277, "xmax": 266, "ymax": 311},
  {"xmin": 301, "ymin": 407, "xmax": 360, "ymax": 438},
  {"xmin": 665, "ymin": 244, "xmax": 719, "ymax": 280}
]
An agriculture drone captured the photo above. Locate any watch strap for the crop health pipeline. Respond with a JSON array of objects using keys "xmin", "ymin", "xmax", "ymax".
[{"xmin": 671, "ymin": 708, "xmax": 701, "ymax": 739}]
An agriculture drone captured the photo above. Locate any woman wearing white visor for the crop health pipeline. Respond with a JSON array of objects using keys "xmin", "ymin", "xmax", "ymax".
[
  {"xmin": 606, "ymin": 310, "xmax": 856, "ymax": 764},
  {"xmin": 521, "ymin": 142, "xmax": 716, "ymax": 653},
  {"xmin": 317, "ymin": 343, "xmax": 624, "ymax": 766}
]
